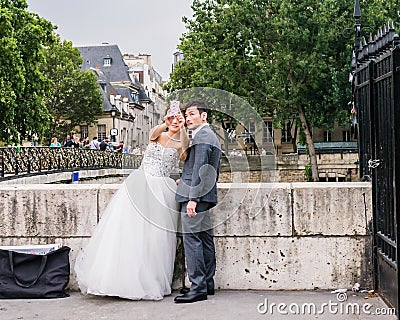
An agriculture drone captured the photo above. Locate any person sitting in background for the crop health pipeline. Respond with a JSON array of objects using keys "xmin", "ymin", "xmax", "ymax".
[
  {"xmin": 50, "ymin": 137, "xmax": 61, "ymax": 147},
  {"xmin": 82, "ymin": 137, "xmax": 90, "ymax": 148},
  {"xmin": 89, "ymin": 137, "xmax": 100, "ymax": 150},
  {"xmin": 99, "ymin": 138, "xmax": 110, "ymax": 151},
  {"xmin": 230, "ymin": 149, "xmax": 237, "ymax": 156},
  {"xmin": 64, "ymin": 135, "xmax": 74, "ymax": 148},
  {"xmin": 116, "ymin": 141, "xmax": 124, "ymax": 153},
  {"xmin": 260, "ymin": 147, "xmax": 267, "ymax": 156},
  {"xmin": 72, "ymin": 136, "xmax": 81, "ymax": 148},
  {"xmin": 131, "ymin": 145, "xmax": 141, "ymax": 155},
  {"xmin": 107, "ymin": 140, "xmax": 114, "ymax": 151}
]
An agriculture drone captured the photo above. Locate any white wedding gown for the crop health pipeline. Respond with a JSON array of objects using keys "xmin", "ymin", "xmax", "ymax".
[{"xmin": 74, "ymin": 142, "xmax": 180, "ymax": 300}]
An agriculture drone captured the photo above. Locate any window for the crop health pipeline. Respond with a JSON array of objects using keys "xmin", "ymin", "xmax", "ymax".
[
  {"xmin": 263, "ymin": 121, "xmax": 273, "ymax": 143},
  {"xmin": 131, "ymin": 92, "xmax": 139, "ymax": 103},
  {"xmin": 342, "ymin": 130, "xmax": 351, "ymax": 142},
  {"xmin": 98, "ymin": 125, "xmax": 106, "ymax": 141},
  {"xmin": 103, "ymin": 57, "xmax": 112, "ymax": 66},
  {"xmin": 248, "ymin": 121, "xmax": 255, "ymax": 134},
  {"xmin": 323, "ymin": 131, "xmax": 332, "ymax": 142},
  {"xmin": 80, "ymin": 125, "xmax": 88, "ymax": 139},
  {"xmin": 137, "ymin": 71, "xmax": 144, "ymax": 83},
  {"xmin": 281, "ymin": 122, "xmax": 292, "ymax": 143}
]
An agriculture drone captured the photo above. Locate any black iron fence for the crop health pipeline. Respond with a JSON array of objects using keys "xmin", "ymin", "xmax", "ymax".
[
  {"xmin": 353, "ymin": 22, "xmax": 400, "ymax": 310},
  {"xmin": 0, "ymin": 147, "xmax": 141, "ymax": 179},
  {"xmin": 297, "ymin": 141, "xmax": 358, "ymax": 155}
]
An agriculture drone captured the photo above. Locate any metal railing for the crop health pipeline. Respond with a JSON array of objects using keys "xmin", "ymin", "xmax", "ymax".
[
  {"xmin": 353, "ymin": 21, "xmax": 400, "ymax": 310},
  {"xmin": 0, "ymin": 147, "xmax": 142, "ymax": 179},
  {"xmin": 297, "ymin": 141, "xmax": 358, "ymax": 155}
]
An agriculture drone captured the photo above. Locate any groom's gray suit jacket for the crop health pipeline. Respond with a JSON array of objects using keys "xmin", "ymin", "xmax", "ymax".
[{"xmin": 175, "ymin": 125, "xmax": 221, "ymax": 206}]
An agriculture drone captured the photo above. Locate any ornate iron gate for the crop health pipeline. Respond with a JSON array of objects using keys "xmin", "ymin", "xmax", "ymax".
[{"xmin": 354, "ymin": 25, "xmax": 400, "ymax": 310}]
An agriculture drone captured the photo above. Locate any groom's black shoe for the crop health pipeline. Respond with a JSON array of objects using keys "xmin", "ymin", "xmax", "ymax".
[
  {"xmin": 179, "ymin": 287, "xmax": 190, "ymax": 294},
  {"xmin": 179, "ymin": 287, "xmax": 214, "ymax": 295},
  {"xmin": 174, "ymin": 291, "xmax": 207, "ymax": 303}
]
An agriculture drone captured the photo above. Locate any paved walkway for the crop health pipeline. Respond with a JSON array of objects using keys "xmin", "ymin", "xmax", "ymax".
[{"xmin": 0, "ymin": 290, "xmax": 396, "ymax": 320}]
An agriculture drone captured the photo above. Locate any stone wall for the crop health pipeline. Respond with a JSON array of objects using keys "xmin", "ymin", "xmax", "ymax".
[
  {"xmin": 218, "ymin": 153, "xmax": 359, "ymax": 183},
  {"xmin": 0, "ymin": 182, "xmax": 372, "ymax": 291}
]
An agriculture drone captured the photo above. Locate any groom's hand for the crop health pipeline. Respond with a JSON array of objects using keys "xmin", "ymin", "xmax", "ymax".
[
  {"xmin": 187, "ymin": 200, "xmax": 197, "ymax": 217},
  {"xmin": 176, "ymin": 179, "xmax": 180, "ymax": 185}
]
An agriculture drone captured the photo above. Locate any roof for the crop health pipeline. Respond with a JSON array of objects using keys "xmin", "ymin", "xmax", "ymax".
[
  {"xmin": 77, "ymin": 44, "xmax": 131, "ymax": 84},
  {"xmin": 78, "ymin": 44, "xmax": 147, "ymax": 112},
  {"xmin": 134, "ymin": 78, "xmax": 151, "ymax": 102},
  {"xmin": 101, "ymin": 89, "xmax": 113, "ymax": 112},
  {"xmin": 113, "ymin": 86, "xmax": 135, "ymax": 104}
]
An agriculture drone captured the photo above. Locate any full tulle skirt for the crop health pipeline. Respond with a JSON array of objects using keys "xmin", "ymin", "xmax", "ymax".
[{"xmin": 74, "ymin": 169, "xmax": 180, "ymax": 300}]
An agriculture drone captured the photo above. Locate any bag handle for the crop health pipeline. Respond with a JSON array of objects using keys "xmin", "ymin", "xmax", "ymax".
[{"xmin": 8, "ymin": 251, "xmax": 48, "ymax": 288}]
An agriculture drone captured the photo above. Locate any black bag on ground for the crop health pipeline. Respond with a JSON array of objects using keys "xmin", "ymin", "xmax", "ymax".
[{"xmin": 0, "ymin": 246, "xmax": 71, "ymax": 299}]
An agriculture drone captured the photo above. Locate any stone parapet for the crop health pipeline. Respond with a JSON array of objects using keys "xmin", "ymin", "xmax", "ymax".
[{"xmin": 0, "ymin": 182, "xmax": 372, "ymax": 291}]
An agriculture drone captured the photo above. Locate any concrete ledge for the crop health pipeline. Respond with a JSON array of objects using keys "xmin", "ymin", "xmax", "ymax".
[{"xmin": 0, "ymin": 182, "xmax": 372, "ymax": 291}]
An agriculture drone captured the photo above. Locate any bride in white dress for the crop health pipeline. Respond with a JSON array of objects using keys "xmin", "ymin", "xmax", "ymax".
[{"xmin": 75, "ymin": 107, "xmax": 189, "ymax": 300}]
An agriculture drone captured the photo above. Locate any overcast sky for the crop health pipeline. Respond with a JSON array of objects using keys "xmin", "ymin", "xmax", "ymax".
[{"xmin": 27, "ymin": 0, "xmax": 193, "ymax": 80}]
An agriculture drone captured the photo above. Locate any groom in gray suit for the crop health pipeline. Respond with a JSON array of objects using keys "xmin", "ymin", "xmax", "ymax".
[{"xmin": 174, "ymin": 101, "xmax": 221, "ymax": 303}]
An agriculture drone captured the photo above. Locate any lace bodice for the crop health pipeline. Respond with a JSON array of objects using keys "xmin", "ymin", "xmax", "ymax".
[{"xmin": 139, "ymin": 142, "xmax": 179, "ymax": 177}]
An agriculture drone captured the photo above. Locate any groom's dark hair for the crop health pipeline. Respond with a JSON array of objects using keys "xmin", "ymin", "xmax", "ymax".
[{"xmin": 182, "ymin": 100, "xmax": 208, "ymax": 115}]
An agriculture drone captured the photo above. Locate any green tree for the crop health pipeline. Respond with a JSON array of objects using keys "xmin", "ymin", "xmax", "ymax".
[
  {"xmin": 0, "ymin": 0, "xmax": 55, "ymax": 144},
  {"xmin": 40, "ymin": 38, "xmax": 103, "ymax": 143},
  {"xmin": 167, "ymin": 0, "xmax": 398, "ymax": 181}
]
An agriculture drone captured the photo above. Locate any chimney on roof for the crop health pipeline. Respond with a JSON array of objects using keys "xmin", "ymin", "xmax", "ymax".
[
  {"xmin": 138, "ymin": 54, "xmax": 151, "ymax": 66},
  {"xmin": 102, "ymin": 42, "xmax": 109, "ymax": 45}
]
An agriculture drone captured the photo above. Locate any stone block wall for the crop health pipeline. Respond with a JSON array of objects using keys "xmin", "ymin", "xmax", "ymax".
[{"xmin": 0, "ymin": 182, "xmax": 372, "ymax": 291}]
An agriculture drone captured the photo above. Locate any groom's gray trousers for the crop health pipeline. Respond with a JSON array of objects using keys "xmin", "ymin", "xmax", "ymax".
[{"xmin": 180, "ymin": 201, "xmax": 216, "ymax": 294}]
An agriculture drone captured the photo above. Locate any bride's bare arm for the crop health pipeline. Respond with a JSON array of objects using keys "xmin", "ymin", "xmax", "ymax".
[{"xmin": 149, "ymin": 123, "xmax": 167, "ymax": 142}]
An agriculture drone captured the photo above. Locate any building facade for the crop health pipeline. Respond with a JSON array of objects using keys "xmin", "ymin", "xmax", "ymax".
[
  {"xmin": 76, "ymin": 44, "xmax": 164, "ymax": 149},
  {"xmin": 123, "ymin": 53, "xmax": 168, "ymax": 147}
]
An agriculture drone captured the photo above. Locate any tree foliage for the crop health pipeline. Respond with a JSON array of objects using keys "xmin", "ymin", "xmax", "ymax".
[
  {"xmin": 40, "ymin": 38, "xmax": 103, "ymax": 143},
  {"xmin": 0, "ymin": 1, "xmax": 103, "ymax": 145},
  {"xmin": 166, "ymin": 0, "xmax": 399, "ymax": 180},
  {"xmin": 0, "ymin": 0, "xmax": 54, "ymax": 144}
]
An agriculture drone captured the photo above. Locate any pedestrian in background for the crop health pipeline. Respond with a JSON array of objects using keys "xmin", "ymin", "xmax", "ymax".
[
  {"xmin": 89, "ymin": 137, "xmax": 100, "ymax": 150},
  {"xmin": 116, "ymin": 141, "xmax": 124, "ymax": 153},
  {"xmin": 64, "ymin": 135, "xmax": 73, "ymax": 148},
  {"xmin": 82, "ymin": 137, "xmax": 90, "ymax": 149},
  {"xmin": 132, "ymin": 145, "xmax": 141, "ymax": 155},
  {"xmin": 50, "ymin": 137, "xmax": 61, "ymax": 147},
  {"xmin": 72, "ymin": 136, "xmax": 81, "ymax": 148},
  {"xmin": 99, "ymin": 138, "xmax": 109, "ymax": 151}
]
